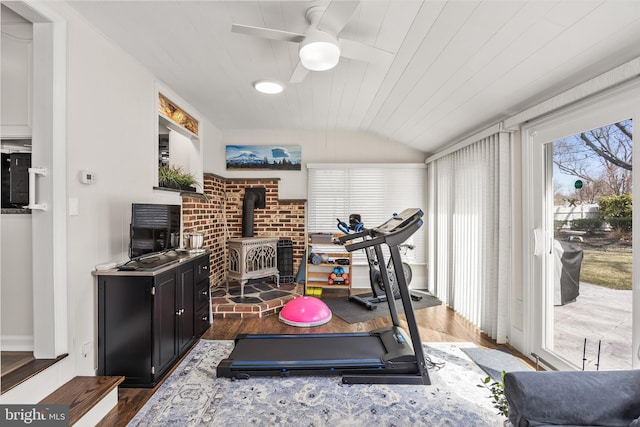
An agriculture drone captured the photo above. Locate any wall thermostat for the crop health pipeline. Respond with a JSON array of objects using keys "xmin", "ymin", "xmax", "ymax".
[{"xmin": 81, "ymin": 170, "xmax": 95, "ymax": 184}]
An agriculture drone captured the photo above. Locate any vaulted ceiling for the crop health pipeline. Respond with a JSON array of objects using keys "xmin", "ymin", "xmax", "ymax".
[{"xmin": 67, "ymin": 0, "xmax": 640, "ymax": 154}]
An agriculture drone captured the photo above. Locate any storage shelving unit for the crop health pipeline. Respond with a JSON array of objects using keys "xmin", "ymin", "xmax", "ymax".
[{"xmin": 305, "ymin": 232, "xmax": 352, "ymax": 296}]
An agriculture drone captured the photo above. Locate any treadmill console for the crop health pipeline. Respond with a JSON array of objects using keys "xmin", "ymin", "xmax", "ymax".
[{"xmin": 374, "ymin": 208, "xmax": 423, "ymax": 235}]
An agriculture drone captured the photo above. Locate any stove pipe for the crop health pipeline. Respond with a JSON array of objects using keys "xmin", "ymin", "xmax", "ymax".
[{"xmin": 242, "ymin": 188, "xmax": 266, "ymax": 237}]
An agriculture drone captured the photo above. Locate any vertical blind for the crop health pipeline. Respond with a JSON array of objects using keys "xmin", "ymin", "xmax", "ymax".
[
  {"xmin": 426, "ymin": 133, "xmax": 512, "ymax": 343},
  {"xmin": 307, "ymin": 164, "xmax": 427, "ymax": 265}
]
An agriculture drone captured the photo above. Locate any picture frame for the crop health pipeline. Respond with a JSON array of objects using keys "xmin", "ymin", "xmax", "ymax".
[{"xmin": 226, "ymin": 145, "xmax": 301, "ymax": 170}]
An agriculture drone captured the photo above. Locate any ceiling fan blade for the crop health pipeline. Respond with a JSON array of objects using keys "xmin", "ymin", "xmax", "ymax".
[
  {"xmin": 231, "ymin": 24, "xmax": 305, "ymax": 43},
  {"xmin": 289, "ymin": 61, "xmax": 310, "ymax": 83},
  {"xmin": 340, "ymin": 38, "xmax": 394, "ymax": 64},
  {"xmin": 316, "ymin": 1, "xmax": 360, "ymax": 35}
]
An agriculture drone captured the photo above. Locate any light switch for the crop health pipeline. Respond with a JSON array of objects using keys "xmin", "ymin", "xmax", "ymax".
[{"xmin": 69, "ymin": 197, "xmax": 79, "ymax": 216}]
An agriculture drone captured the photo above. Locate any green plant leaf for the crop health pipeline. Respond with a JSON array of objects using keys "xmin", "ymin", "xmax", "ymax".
[
  {"xmin": 158, "ymin": 165, "xmax": 198, "ymax": 189},
  {"xmin": 479, "ymin": 372, "xmax": 509, "ymax": 418}
]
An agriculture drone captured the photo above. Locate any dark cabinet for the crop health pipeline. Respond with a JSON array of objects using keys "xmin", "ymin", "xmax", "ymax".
[
  {"xmin": 153, "ymin": 270, "xmax": 179, "ymax": 379},
  {"xmin": 176, "ymin": 262, "xmax": 195, "ymax": 355},
  {"xmin": 194, "ymin": 256, "xmax": 211, "ymax": 337},
  {"xmin": 96, "ymin": 253, "xmax": 210, "ymax": 387}
]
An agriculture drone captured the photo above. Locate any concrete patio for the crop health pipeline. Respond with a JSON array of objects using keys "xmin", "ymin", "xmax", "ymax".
[{"xmin": 554, "ymin": 282, "xmax": 633, "ymax": 370}]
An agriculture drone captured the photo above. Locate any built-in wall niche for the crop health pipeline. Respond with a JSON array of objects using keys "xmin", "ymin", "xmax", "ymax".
[
  {"xmin": 156, "ymin": 91, "xmax": 203, "ymax": 193},
  {"xmin": 1, "ymin": 139, "xmax": 31, "ymax": 209}
]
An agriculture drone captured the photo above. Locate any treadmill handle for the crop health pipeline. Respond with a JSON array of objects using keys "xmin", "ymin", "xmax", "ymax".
[
  {"xmin": 334, "ymin": 228, "xmax": 371, "ymax": 244},
  {"xmin": 344, "ymin": 235, "xmax": 385, "ymax": 252}
]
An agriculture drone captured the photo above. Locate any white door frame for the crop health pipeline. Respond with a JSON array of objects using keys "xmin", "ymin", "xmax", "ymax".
[
  {"xmin": 4, "ymin": 0, "xmax": 68, "ymax": 358},
  {"xmin": 522, "ymin": 79, "xmax": 640, "ymax": 370}
]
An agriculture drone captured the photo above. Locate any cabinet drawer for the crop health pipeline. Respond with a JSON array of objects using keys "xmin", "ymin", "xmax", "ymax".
[
  {"xmin": 195, "ymin": 306, "xmax": 210, "ymax": 336},
  {"xmin": 194, "ymin": 256, "xmax": 210, "ymax": 283},
  {"xmin": 195, "ymin": 280, "xmax": 210, "ymax": 309}
]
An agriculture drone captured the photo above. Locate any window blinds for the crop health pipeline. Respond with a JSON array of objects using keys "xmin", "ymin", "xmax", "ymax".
[
  {"xmin": 426, "ymin": 133, "xmax": 512, "ymax": 343},
  {"xmin": 307, "ymin": 164, "xmax": 426, "ymax": 265}
]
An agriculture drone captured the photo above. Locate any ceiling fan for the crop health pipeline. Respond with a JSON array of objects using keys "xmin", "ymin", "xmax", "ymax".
[{"xmin": 231, "ymin": 1, "xmax": 394, "ymax": 83}]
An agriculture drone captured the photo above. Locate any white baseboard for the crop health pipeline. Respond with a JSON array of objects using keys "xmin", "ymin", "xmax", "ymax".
[
  {"xmin": 75, "ymin": 387, "xmax": 119, "ymax": 427},
  {"xmin": 1, "ymin": 335, "xmax": 34, "ymax": 351}
]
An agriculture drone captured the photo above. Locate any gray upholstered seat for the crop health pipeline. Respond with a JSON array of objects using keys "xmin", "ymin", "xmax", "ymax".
[{"xmin": 504, "ymin": 370, "xmax": 640, "ymax": 427}]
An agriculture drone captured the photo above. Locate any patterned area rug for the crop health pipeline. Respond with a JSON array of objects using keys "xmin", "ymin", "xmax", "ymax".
[{"xmin": 128, "ymin": 340, "xmax": 505, "ymax": 426}]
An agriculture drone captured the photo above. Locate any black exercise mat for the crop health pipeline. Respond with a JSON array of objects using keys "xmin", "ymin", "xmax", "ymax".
[{"xmin": 323, "ymin": 292, "xmax": 441, "ymax": 324}]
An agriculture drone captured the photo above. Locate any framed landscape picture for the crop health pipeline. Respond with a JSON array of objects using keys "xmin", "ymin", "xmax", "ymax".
[{"xmin": 226, "ymin": 145, "xmax": 301, "ymax": 170}]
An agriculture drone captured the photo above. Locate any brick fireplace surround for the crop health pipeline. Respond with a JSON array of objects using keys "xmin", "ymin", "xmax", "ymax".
[{"xmin": 181, "ymin": 173, "xmax": 306, "ymax": 318}]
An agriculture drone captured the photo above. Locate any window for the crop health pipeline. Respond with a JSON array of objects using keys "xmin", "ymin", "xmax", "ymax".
[
  {"xmin": 307, "ymin": 163, "xmax": 426, "ymax": 265},
  {"xmin": 522, "ymin": 82, "xmax": 639, "ymax": 370}
]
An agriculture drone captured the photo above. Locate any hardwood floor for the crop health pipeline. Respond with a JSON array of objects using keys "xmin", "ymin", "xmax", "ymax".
[{"xmin": 98, "ymin": 302, "xmax": 528, "ymax": 426}]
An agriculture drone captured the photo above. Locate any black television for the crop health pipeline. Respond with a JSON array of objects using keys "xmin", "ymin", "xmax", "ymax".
[{"xmin": 129, "ymin": 203, "xmax": 181, "ymax": 259}]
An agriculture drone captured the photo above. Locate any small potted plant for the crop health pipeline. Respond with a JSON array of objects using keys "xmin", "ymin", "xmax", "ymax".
[{"xmin": 158, "ymin": 165, "xmax": 198, "ymax": 192}]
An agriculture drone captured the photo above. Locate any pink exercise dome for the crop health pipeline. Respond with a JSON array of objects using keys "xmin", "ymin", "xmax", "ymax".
[{"xmin": 279, "ymin": 296, "xmax": 332, "ymax": 327}]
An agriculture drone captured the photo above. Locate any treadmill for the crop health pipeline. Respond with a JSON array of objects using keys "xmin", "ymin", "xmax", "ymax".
[{"xmin": 216, "ymin": 208, "xmax": 431, "ymax": 385}]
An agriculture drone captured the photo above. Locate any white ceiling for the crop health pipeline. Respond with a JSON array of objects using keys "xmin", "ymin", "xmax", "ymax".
[{"xmin": 66, "ymin": 0, "xmax": 640, "ymax": 154}]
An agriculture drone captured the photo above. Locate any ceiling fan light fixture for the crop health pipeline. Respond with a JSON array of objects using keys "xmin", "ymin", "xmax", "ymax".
[
  {"xmin": 253, "ymin": 80, "xmax": 284, "ymax": 94},
  {"xmin": 299, "ymin": 40, "xmax": 340, "ymax": 71}
]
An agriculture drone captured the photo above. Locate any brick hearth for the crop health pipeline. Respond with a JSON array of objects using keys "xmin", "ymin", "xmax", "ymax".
[{"xmin": 211, "ymin": 281, "xmax": 303, "ymax": 319}]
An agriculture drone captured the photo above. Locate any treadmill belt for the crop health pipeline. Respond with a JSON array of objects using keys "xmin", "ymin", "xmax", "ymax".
[{"xmin": 228, "ymin": 335, "xmax": 386, "ymax": 369}]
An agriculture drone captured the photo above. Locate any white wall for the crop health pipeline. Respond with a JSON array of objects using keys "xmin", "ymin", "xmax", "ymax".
[
  {"xmin": 0, "ymin": 5, "xmax": 33, "ymax": 350},
  {"xmin": 0, "ymin": 4, "xmax": 32, "ymax": 137},
  {"xmin": 0, "ymin": 214, "xmax": 33, "ymax": 348},
  {"xmin": 217, "ymin": 130, "xmax": 426, "ymax": 199}
]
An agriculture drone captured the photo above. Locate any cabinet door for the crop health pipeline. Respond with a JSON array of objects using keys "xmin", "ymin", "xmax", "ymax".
[
  {"xmin": 98, "ymin": 275, "xmax": 153, "ymax": 386},
  {"xmin": 177, "ymin": 262, "xmax": 195, "ymax": 354},
  {"xmin": 153, "ymin": 270, "xmax": 178, "ymax": 379}
]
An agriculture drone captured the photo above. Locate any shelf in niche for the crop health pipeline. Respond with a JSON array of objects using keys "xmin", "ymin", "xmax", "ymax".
[{"xmin": 153, "ymin": 186, "xmax": 207, "ymax": 200}]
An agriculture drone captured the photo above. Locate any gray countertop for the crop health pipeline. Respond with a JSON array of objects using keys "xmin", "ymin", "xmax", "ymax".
[
  {"xmin": 92, "ymin": 249, "xmax": 209, "ymax": 277},
  {"xmin": 1, "ymin": 208, "xmax": 30, "ymax": 214}
]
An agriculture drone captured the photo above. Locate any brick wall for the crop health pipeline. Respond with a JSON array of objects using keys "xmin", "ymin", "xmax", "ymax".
[
  {"xmin": 181, "ymin": 174, "xmax": 226, "ymax": 287},
  {"xmin": 182, "ymin": 174, "xmax": 306, "ymax": 288}
]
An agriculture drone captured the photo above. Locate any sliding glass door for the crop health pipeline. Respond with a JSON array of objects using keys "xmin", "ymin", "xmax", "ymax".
[{"xmin": 523, "ymin": 83, "xmax": 639, "ymax": 371}]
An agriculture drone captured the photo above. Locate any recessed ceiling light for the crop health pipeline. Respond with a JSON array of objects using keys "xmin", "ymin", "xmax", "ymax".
[{"xmin": 253, "ymin": 80, "xmax": 284, "ymax": 94}]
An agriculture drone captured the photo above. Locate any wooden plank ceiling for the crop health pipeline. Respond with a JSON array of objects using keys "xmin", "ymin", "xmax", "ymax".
[{"xmin": 67, "ymin": 0, "xmax": 640, "ymax": 154}]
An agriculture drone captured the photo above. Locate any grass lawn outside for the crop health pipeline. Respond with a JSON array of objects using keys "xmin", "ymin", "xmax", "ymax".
[{"xmin": 580, "ymin": 246, "xmax": 632, "ymax": 291}]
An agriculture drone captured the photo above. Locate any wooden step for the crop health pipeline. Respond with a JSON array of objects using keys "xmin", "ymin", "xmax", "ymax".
[
  {"xmin": 1, "ymin": 351, "xmax": 35, "ymax": 377},
  {"xmin": 39, "ymin": 376, "xmax": 125, "ymax": 426},
  {"xmin": 1, "ymin": 353, "xmax": 68, "ymax": 394}
]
